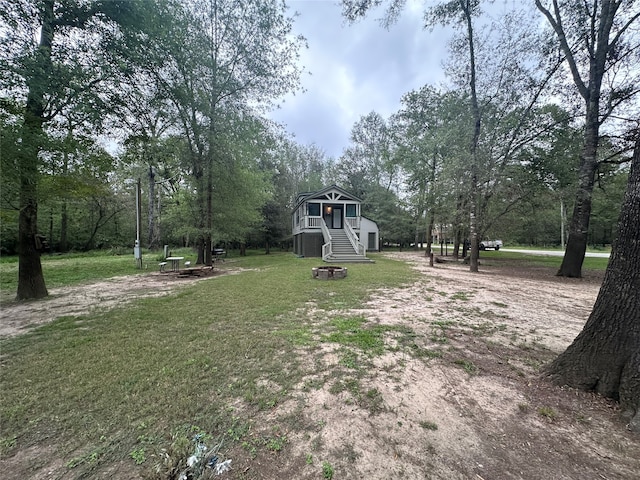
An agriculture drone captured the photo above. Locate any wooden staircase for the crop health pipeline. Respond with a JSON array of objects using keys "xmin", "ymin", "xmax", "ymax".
[{"xmin": 324, "ymin": 228, "xmax": 374, "ymax": 263}]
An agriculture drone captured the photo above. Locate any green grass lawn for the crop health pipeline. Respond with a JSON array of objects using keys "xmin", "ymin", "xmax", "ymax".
[
  {"xmin": 0, "ymin": 251, "xmax": 145, "ymax": 296},
  {"xmin": 505, "ymin": 244, "xmax": 612, "ymax": 253},
  {"xmin": 477, "ymin": 250, "xmax": 610, "ymax": 271},
  {"xmin": 0, "ymin": 251, "xmax": 416, "ymax": 477},
  {"xmin": 0, "ymin": 249, "xmax": 609, "ymax": 477},
  {"xmin": 0, "ymin": 248, "xmax": 214, "ymax": 300}
]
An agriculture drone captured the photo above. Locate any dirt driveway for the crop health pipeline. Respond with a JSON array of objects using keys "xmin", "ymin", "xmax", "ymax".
[
  {"xmin": 1, "ymin": 252, "xmax": 638, "ymax": 479},
  {"xmin": 262, "ymin": 252, "xmax": 639, "ymax": 480}
]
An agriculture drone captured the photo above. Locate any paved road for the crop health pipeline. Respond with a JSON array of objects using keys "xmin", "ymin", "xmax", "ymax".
[{"xmin": 501, "ymin": 248, "xmax": 610, "ymax": 258}]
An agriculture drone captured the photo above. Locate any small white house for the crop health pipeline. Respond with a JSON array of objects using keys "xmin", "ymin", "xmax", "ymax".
[{"xmin": 292, "ymin": 185, "xmax": 378, "ymax": 262}]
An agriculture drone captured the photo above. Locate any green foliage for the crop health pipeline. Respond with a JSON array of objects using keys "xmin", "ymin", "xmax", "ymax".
[
  {"xmin": 537, "ymin": 406, "xmax": 557, "ymax": 420},
  {"xmin": 454, "ymin": 358, "xmax": 477, "ymax": 374},
  {"xmin": 419, "ymin": 420, "xmax": 439, "ymax": 431},
  {"xmin": 129, "ymin": 448, "xmax": 146, "ymax": 465},
  {"xmin": 322, "ymin": 461, "xmax": 334, "ymax": 479}
]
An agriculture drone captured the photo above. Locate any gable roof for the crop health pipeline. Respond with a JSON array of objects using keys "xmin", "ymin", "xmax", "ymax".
[{"xmin": 294, "ymin": 185, "xmax": 362, "ymax": 209}]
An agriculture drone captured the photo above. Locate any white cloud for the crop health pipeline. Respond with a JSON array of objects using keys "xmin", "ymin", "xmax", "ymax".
[{"xmin": 268, "ymin": 0, "xmax": 454, "ymax": 158}]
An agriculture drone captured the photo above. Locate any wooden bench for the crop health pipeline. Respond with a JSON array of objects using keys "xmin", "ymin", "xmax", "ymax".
[
  {"xmin": 178, "ymin": 265, "xmax": 214, "ymax": 277},
  {"xmin": 159, "ymin": 262, "xmax": 167, "ymax": 272}
]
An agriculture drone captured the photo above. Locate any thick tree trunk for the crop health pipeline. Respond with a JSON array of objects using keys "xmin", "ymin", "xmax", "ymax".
[
  {"xmin": 17, "ymin": 176, "xmax": 48, "ymax": 299},
  {"xmin": 557, "ymin": 111, "xmax": 599, "ymax": 278},
  {"xmin": 17, "ymin": 0, "xmax": 55, "ymax": 300},
  {"xmin": 193, "ymin": 157, "xmax": 206, "ymax": 265},
  {"xmin": 535, "ymin": 0, "xmax": 619, "ymax": 278},
  {"xmin": 196, "ymin": 238, "xmax": 205, "ymax": 265},
  {"xmin": 545, "ymin": 136, "xmax": 640, "ymax": 431}
]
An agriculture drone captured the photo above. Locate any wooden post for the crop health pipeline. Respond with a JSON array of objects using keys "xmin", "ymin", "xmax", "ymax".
[{"xmin": 429, "ymin": 252, "xmax": 434, "ymax": 267}]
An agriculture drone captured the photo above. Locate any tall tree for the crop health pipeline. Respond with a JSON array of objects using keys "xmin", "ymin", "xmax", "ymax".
[
  {"xmin": 144, "ymin": 0, "xmax": 305, "ymax": 265},
  {"xmin": 344, "ymin": 111, "xmax": 398, "ymax": 192},
  {"xmin": 1, "ymin": 0, "xmax": 153, "ymax": 299},
  {"xmin": 343, "ymin": 0, "xmax": 527, "ymax": 272},
  {"xmin": 436, "ymin": 0, "xmax": 482, "ymax": 272},
  {"xmin": 392, "ymin": 87, "xmax": 467, "ymax": 255},
  {"xmin": 545, "ymin": 134, "xmax": 640, "ymax": 432},
  {"xmin": 10, "ymin": 0, "xmax": 55, "ymax": 299},
  {"xmin": 535, "ymin": 0, "xmax": 640, "ymax": 277}
]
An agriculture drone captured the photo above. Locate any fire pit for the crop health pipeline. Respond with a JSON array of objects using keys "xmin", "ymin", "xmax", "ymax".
[{"xmin": 312, "ymin": 266, "xmax": 347, "ymax": 280}]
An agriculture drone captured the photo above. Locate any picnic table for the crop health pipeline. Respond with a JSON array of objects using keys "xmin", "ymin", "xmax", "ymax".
[
  {"xmin": 165, "ymin": 256, "xmax": 184, "ymax": 271},
  {"xmin": 213, "ymin": 248, "xmax": 226, "ymax": 262}
]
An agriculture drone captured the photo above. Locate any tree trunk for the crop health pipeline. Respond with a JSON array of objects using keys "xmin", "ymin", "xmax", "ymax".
[
  {"xmin": 556, "ymin": 112, "xmax": 599, "ymax": 277},
  {"xmin": 462, "ymin": 0, "xmax": 481, "ymax": 273},
  {"xmin": 147, "ymin": 165, "xmax": 156, "ymax": 249},
  {"xmin": 453, "ymin": 229, "xmax": 461, "ymax": 260},
  {"xmin": 59, "ymin": 200, "xmax": 68, "ymax": 252},
  {"xmin": 59, "ymin": 125, "xmax": 70, "ymax": 252},
  {"xmin": 196, "ymin": 237, "xmax": 205, "ymax": 265},
  {"xmin": 17, "ymin": 0, "xmax": 55, "ymax": 300},
  {"xmin": 425, "ymin": 210, "xmax": 435, "ymax": 257},
  {"xmin": 453, "ymin": 194, "xmax": 466, "ymax": 259},
  {"xmin": 156, "ymin": 184, "xmax": 162, "ymax": 247},
  {"xmin": 204, "ymin": 160, "xmax": 213, "ymax": 266},
  {"xmin": 48, "ymin": 208, "xmax": 53, "ymax": 250},
  {"xmin": 534, "ymin": 0, "xmax": 620, "ymax": 278},
  {"xmin": 545, "ymin": 135, "xmax": 640, "ymax": 432}
]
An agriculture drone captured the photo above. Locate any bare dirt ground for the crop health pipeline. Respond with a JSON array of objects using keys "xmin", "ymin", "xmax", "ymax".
[
  {"xmin": 0, "ymin": 268, "xmax": 232, "ymax": 338},
  {"xmin": 238, "ymin": 252, "xmax": 639, "ymax": 480},
  {"xmin": 2, "ymin": 252, "xmax": 638, "ymax": 479}
]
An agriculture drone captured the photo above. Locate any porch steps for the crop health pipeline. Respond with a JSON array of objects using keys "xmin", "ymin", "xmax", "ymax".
[{"xmin": 324, "ymin": 229, "xmax": 374, "ymax": 263}]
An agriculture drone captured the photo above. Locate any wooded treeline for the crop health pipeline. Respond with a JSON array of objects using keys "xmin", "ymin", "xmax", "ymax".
[{"xmin": 1, "ymin": 1, "xmax": 638, "ymax": 298}]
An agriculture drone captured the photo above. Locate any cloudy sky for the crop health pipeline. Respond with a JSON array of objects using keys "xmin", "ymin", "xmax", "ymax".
[{"xmin": 268, "ymin": 0, "xmax": 456, "ymax": 159}]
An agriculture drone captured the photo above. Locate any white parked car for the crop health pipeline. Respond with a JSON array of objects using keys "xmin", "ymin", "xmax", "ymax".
[{"xmin": 479, "ymin": 239, "xmax": 503, "ymax": 251}]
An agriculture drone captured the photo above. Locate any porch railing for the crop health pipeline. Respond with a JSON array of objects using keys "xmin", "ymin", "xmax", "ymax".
[
  {"xmin": 320, "ymin": 218, "xmax": 332, "ymax": 260},
  {"xmin": 307, "ymin": 216, "xmax": 322, "ymax": 228},
  {"xmin": 300, "ymin": 215, "xmax": 359, "ymax": 230},
  {"xmin": 345, "ymin": 217, "xmax": 360, "ymax": 229},
  {"xmin": 345, "ymin": 221, "xmax": 366, "ymax": 256}
]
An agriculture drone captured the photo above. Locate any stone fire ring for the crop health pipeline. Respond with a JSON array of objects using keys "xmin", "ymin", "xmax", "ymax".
[{"xmin": 312, "ymin": 266, "xmax": 347, "ymax": 280}]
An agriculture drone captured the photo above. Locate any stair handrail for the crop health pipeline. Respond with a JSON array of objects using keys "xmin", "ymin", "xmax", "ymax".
[
  {"xmin": 344, "ymin": 221, "xmax": 366, "ymax": 256},
  {"xmin": 320, "ymin": 218, "xmax": 332, "ymax": 260}
]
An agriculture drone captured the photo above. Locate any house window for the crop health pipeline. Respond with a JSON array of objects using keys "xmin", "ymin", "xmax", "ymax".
[
  {"xmin": 346, "ymin": 204, "xmax": 357, "ymax": 217},
  {"xmin": 308, "ymin": 202, "xmax": 320, "ymax": 216}
]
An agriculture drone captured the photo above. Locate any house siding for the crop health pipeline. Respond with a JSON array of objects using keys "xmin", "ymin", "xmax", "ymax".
[{"xmin": 360, "ymin": 217, "xmax": 379, "ymax": 252}]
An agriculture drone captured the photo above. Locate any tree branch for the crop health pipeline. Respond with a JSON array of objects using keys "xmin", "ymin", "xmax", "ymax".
[{"xmin": 535, "ymin": 0, "xmax": 589, "ymax": 100}]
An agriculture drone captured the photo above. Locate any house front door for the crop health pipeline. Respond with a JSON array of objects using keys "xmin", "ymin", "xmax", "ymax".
[{"xmin": 332, "ymin": 208, "xmax": 342, "ymax": 228}]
